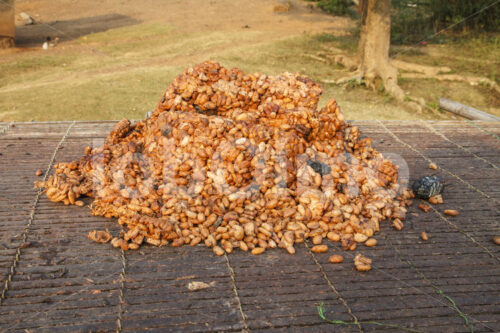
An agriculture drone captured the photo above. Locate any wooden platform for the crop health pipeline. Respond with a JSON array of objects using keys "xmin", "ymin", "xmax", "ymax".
[{"xmin": 0, "ymin": 120, "xmax": 499, "ymax": 332}]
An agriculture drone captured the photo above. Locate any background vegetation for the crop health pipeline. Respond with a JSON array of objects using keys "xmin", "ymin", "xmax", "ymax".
[{"xmin": 308, "ymin": 0, "xmax": 500, "ymax": 44}]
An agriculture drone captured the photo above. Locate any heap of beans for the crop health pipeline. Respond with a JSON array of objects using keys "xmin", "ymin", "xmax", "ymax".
[{"xmin": 35, "ymin": 61, "xmax": 413, "ymax": 256}]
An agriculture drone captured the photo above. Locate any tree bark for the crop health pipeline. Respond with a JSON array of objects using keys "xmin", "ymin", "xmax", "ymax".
[
  {"xmin": 357, "ymin": 0, "xmax": 405, "ymax": 101},
  {"xmin": 0, "ymin": 0, "xmax": 15, "ymax": 48},
  {"xmin": 0, "ymin": 36, "xmax": 14, "ymax": 49}
]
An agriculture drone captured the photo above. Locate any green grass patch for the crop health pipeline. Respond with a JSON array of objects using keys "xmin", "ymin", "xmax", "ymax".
[
  {"xmin": 0, "ymin": 55, "xmax": 78, "ymax": 87},
  {"xmin": 314, "ymin": 33, "xmax": 358, "ymax": 53},
  {"xmin": 0, "ymin": 67, "xmax": 181, "ymax": 121},
  {"xmin": 395, "ymin": 34, "xmax": 500, "ymax": 84},
  {"xmin": 79, "ymin": 23, "xmax": 176, "ymax": 44}
]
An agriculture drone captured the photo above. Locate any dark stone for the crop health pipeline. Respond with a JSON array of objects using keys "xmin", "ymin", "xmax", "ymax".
[
  {"xmin": 295, "ymin": 124, "xmax": 311, "ymax": 137},
  {"xmin": 412, "ymin": 175, "xmax": 444, "ymax": 199},
  {"xmin": 336, "ymin": 182, "xmax": 345, "ymax": 194},
  {"xmin": 307, "ymin": 159, "xmax": 331, "ymax": 176},
  {"xmin": 161, "ymin": 125, "xmax": 172, "ymax": 137}
]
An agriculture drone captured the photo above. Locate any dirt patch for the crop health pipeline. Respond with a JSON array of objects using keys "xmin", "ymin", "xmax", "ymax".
[
  {"xmin": 15, "ymin": 14, "xmax": 140, "ymax": 46},
  {"xmin": 13, "ymin": 0, "xmax": 352, "ymax": 39}
]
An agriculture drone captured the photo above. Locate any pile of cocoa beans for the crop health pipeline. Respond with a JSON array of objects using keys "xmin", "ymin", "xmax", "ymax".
[{"xmin": 35, "ymin": 61, "xmax": 413, "ymax": 255}]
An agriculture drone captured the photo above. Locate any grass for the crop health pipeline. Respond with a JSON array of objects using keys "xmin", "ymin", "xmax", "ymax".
[
  {"xmin": 317, "ymin": 303, "xmax": 424, "ymax": 332},
  {"xmin": 394, "ymin": 35, "xmax": 500, "ymax": 84},
  {"xmin": 314, "ymin": 33, "xmax": 359, "ymax": 53},
  {"xmin": 0, "ymin": 54, "xmax": 78, "ymax": 88},
  {"xmin": 320, "ymin": 31, "xmax": 500, "ymax": 116},
  {"xmin": 80, "ymin": 23, "xmax": 175, "ymax": 44},
  {"xmin": 0, "ymin": 23, "xmax": 498, "ymax": 121}
]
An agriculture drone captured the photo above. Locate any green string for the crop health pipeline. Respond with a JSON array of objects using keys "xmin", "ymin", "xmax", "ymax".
[
  {"xmin": 404, "ymin": 258, "xmax": 472, "ymax": 332},
  {"xmin": 387, "ymin": 238, "xmax": 474, "ymax": 333},
  {"xmin": 467, "ymin": 120, "xmax": 500, "ymax": 142},
  {"xmin": 317, "ymin": 303, "xmax": 424, "ymax": 333}
]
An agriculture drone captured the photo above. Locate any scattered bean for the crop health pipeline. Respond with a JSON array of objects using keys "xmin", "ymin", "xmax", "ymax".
[
  {"xmin": 329, "ymin": 255, "xmax": 343, "ymax": 263},
  {"xmin": 444, "ymin": 209, "xmax": 459, "ymax": 216},
  {"xmin": 428, "ymin": 194, "xmax": 443, "ymax": 205},
  {"xmin": 311, "ymin": 245, "xmax": 328, "ymax": 253},
  {"xmin": 365, "ymin": 238, "xmax": 377, "ymax": 247},
  {"xmin": 251, "ymin": 247, "xmax": 266, "ymax": 255},
  {"xmin": 419, "ymin": 204, "xmax": 431, "ymax": 212},
  {"xmin": 354, "ymin": 253, "xmax": 372, "ymax": 272}
]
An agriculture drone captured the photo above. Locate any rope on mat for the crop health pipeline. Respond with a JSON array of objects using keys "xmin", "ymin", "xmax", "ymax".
[
  {"xmin": 116, "ymin": 244, "xmax": 127, "ymax": 332},
  {"xmin": 0, "ymin": 121, "xmax": 75, "ymax": 305},
  {"xmin": 386, "ymin": 236, "xmax": 475, "ymax": 332},
  {"xmin": 224, "ymin": 254, "xmax": 250, "ymax": 332},
  {"xmin": 428, "ymin": 205, "xmax": 500, "ymax": 263},
  {"xmin": 338, "ymin": 247, "xmax": 495, "ymax": 332},
  {"xmin": 377, "ymin": 120, "xmax": 499, "ymax": 205},
  {"xmin": 305, "ymin": 241, "xmax": 363, "ymax": 333},
  {"xmin": 317, "ymin": 303, "xmax": 424, "ymax": 333},
  {"xmin": 421, "ymin": 121, "xmax": 498, "ymax": 169},
  {"xmin": 466, "ymin": 120, "xmax": 500, "ymax": 142}
]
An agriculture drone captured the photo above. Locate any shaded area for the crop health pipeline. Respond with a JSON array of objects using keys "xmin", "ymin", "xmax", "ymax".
[{"xmin": 15, "ymin": 14, "xmax": 140, "ymax": 46}]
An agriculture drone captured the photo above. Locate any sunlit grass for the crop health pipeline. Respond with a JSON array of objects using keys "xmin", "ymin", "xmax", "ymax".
[{"xmin": 0, "ymin": 22, "xmax": 497, "ymax": 121}]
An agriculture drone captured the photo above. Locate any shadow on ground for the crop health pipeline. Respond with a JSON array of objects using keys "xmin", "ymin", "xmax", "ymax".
[{"xmin": 15, "ymin": 14, "xmax": 140, "ymax": 46}]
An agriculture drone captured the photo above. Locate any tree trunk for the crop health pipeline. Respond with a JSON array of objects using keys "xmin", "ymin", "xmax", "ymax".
[
  {"xmin": 0, "ymin": 36, "xmax": 14, "ymax": 49},
  {"xmin": 0, "ymin": 0, "xmax": 15, "ymax": 49},
  {"xmin": 357, "ymin": 0, "xmax": 404, "ymax": 101}
]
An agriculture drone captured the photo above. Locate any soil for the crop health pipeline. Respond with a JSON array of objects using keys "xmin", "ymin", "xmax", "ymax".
[{"xmin": 11, "ymin": 0, "xmax": 353, "ymax": 47}]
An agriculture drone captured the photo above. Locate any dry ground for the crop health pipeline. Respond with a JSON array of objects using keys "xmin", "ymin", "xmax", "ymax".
[{"xmin": 0, "ymin": 0, "xmax": 498, "ymax": 121}]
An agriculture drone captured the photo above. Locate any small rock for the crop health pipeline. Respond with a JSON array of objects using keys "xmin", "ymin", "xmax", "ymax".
[
  {"xmin": 19, "ymin": 12, "xmax": 35, "ymax": 25},
  {"xmin": 49, "ymin": 37, "xmax": 60, "ymax": 48},
  {"xmin": 307, "ymin": 159, "xmax": 331, "ymax": 176},
  {"xmin": 412, "ymin": 175, "xmax": 444, "ymax": 199}
]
